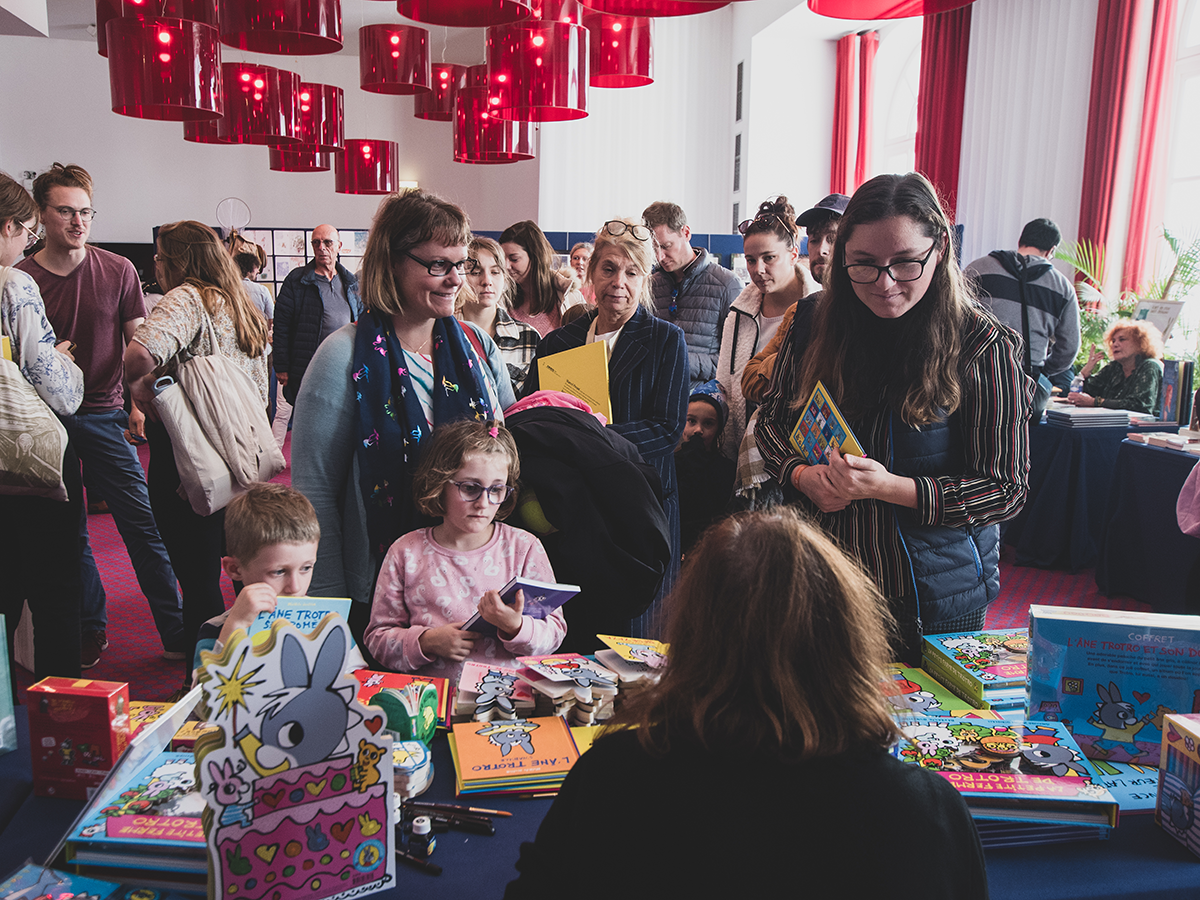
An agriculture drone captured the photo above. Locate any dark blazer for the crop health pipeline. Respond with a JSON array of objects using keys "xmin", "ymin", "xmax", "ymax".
[
  {"xmin": 274, "ymin": 260, "xmax": 362, "ymax": 403},
  {"xmin": 524, "ymin": 306, "xmax": 689, "ymax": 567}
]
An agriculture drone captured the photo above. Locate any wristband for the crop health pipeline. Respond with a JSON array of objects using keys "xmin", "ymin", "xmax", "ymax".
[{"xmin": 792, "ymin": 464, "xmax": 810, "ymax": 489}]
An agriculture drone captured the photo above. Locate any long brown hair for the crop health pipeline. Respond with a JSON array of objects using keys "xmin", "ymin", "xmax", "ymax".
[
  {"xmin": 499, "ymin": 220, "xmax": 558, "ymax": 317},
  {"xmin": 156, "ymin": 221, "xmax": 268, "ymax": 357},
  {"xmin": 611, "ymin": 508, "xmax": 899, "ymax": 760},
  {"xmin": 795, "ymin": 173, "xmax": 973, "ymax": 426},
  {"xmin": 0, "ymin": 172, "xmax": 38, "ymax": 231}
]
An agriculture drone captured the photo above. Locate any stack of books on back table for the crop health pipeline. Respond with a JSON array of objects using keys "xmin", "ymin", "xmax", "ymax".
[{"xmin": 1045, "ymin": 406, "xmax": 1131, "ymax": 427}]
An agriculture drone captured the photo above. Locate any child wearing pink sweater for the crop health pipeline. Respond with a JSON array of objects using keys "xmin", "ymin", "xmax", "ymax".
[{"xmin": 365, "ymin": 420, "xmax": 567, "ymax": 681}]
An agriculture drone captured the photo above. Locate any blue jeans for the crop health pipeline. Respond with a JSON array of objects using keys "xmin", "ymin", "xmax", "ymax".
[{"xmin": 63, "ymin": 408, "xmax": 184, "ymax": 647}]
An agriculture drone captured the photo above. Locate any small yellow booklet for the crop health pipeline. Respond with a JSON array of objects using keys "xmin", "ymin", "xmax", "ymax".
[
  {"xmin": 1, "ymin": 335, "xmax": 10, "ymax": 361},
  {"xmin": 788, "ymin": 379, "xmax": 865, "ymax": 464},
  {"xmin": 537, "ymin": 340, "xmax": 613, "ymax": 422}
]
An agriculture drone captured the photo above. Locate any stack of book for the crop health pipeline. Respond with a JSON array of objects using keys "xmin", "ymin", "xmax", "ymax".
[
  {"xmin": 453, "ymin": 661, "xmax": 536, "ymax": 723},
  {"xmin": 0, "ymin": 862, "xmax": 195, "ymax": 900},
  {"xmin": 448, "ymin": 715, "xmax": 581, "ymax": 796},
  {"xmin": 353, "ymin": 668, "xmax": 452, "ymax": 738},
  {"xmin": 881, "ymin": 665, "xmax": 990, "ymax": 718},
  {"xmin": 516, "ymin": 654, "xmax": 620, "ymax": 726},
  {"xmin": 1045, "ymin": 407, "xmax": 1131, "ymax": 427},
  {"xmin": 922, "ymin": 629, "xmax": 1028, "ymax": 718},
  {"xmin": 392, "ymin": 739, "xmax": 434, "ymax": 799}
]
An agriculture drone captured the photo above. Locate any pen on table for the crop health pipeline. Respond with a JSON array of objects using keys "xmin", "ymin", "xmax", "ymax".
[
  {"xmin": 409, "ymin": 801, "xmax": 512, "ymax": 817},
  {"xmin": 395, "ymin": 848, "xmax": 442, "ymax": 875}
]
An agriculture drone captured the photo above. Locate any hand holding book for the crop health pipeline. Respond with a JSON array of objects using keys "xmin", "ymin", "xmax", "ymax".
[
  {"xmin": 477, "ymin": 588, "xmax": 525, "ymax": 639},
  {"xmin": 822, "ymin": 446, "xmax": 919, "ymax": 509},
  {"xmin": 418, "ymin": 622, "xmax": 480, "ymax": 662}
]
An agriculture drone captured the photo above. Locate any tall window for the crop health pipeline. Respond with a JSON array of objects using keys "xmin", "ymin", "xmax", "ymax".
[{"xmin": 1163, "ymin": 0, "xmax": 1200, "ymax": 238}]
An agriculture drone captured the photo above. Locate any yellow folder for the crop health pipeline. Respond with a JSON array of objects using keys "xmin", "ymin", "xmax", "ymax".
[{"xmin": 537, "ymin": 340, "xmax": 613, "ymax": 422}]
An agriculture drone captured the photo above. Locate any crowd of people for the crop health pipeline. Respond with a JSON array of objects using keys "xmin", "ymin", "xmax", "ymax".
[{"xmin": 1, "ymin": 160, "xmax": 1173, "ymax": 885}]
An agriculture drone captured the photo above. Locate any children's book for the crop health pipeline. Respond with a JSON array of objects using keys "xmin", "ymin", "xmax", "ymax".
[
  {"xmin": 460, "ymin": 577, "xmax": 580, "ymax": 636},
  {"xmin": 596, "ymin": 635, "xmax": 668, "ymax": 668},
  {"xmin": 1157, "ymin": 712, "xmax": 1200, "ymax": 857},
  {"xmin": 454, "ymin": 661, "xmax": 535, "ymax": 722},
  {"xmin": 516, "ymin": 653, "xmax": 619, "ymax": 690},
  {"xmin": 893, "ymin": 716, "xmax": 1118, "ymax": 826},
  {"xmin": 593, "ymin": 649, "xmax": 661, "ymax": 686},
  {"xmin": 536, "ymin": 340, "xmax": 613, "ymax": 423},
  {"xmin": 1088, "ymin": 759, "xmax": 1160, "ymax": 814},
  {"xmin": 921, "ymin": 629, "xmax": 1028, "ymax": 710},
  {"xmin": 0, "ymin": 863, "xmax": 194, "ymax": 900},
  {"xmin": 128, "ymin": 702, "xmax": 174, "ymax": 741},
  {"xmin": 882, "ymin": 665, "xmax": 986, "ymax": 717},
  {"xmin": 787, "ymin": 380, "xmax": 864, "ymax": 465},
  {"xmin": 449, "ymin": 715, "xmax": 580, "ymax": 796},
  {"xmin": 352, "ymin": 668, "xmax": 452, "ymax": 732},
  {"xmin": 248, "ymin": 597, "xmax": 353, "ymax": 645},
  {"xmin": 1027, "ymin": 605, "xmax": 1200, "ymax": 767}
]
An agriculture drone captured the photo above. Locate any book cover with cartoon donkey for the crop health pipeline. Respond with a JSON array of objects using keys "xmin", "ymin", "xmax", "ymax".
[
  {"xmin": 449, "ymin": 716, "xmax": 580, "ymax": 795},
  {"xmin": 195, "ymin": 614, "xmax": 395, "ymax": 900},
  {"xmin": 1027, "ymin": 606, "xmax": 1200, "ymax": 767}
]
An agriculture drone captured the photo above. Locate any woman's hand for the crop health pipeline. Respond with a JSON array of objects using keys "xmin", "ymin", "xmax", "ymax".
[
  {"xmin": 794, "ymin": 463, "xmax": 852, "ymax": 513},
  {"xmin": 477, "ymin": 589, "xmax": 524, "ymax": 640},
  {"xmin": 54, "ymin": 340, "xmax": 75, "ymax": 362},
  {"xmin": 824, "ymin": 447, "xmax": 920, "ymax": 509},
  {"xmin": 1068, "ymin": 392, "xmax": 1096, "ymax": 407},
  {"xmin": 1080, "ymin": 344, "xmax": 1105, "ymax": 378},
  {"xmin": 418, "ymin": 623, "xmax": 479, "ymax": 662}
]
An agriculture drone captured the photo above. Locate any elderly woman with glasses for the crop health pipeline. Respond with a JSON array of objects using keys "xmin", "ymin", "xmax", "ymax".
[
  {"xmin": 523, "ymin": 218, "xmax": 689, "ymax": 640},
  {"xmin": 290, "ymin": 191, "xmax": 515, "ymax": 649},
  {"xmin": 756, "ymin": 174, "xmax": 1034, "ymax": 663}
]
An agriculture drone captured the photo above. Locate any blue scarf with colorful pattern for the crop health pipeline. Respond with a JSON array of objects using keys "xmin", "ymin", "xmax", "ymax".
[{"xmin": 353, "ymin": 310, "xmax": 494, "ymax": 556}]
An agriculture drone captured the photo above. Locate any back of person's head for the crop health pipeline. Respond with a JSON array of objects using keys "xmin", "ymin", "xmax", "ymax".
[
  {"xmin": 615, "ymin": 507, "xmax": 899, "ymax": 759},
  {"xmin": 32, "ymin": 162, "xmax": 93, "ymax": 208},
  {"xmin": 157, "ymin": 220, "xmax": 269, "ymax": 357},
  {"xmin": 641, "ymin": 201, "xmax": 687, "ymax": 234},
  {"xmin": 498, "ymin": 220, "xmax": 558, "ymax": 316},
  {"xmin": 361, "ymin": 189, "xmax": 471, "ymax": 317},
  {"xmin": 0, "ymin": 171, "xmax": 37, "ymax": 230},
  {"xmin": 1018, "ymin": 218, "xmax": 1061, "ymax": 253},
  {"xmin": 412, "ymin": 419, "xmax": 520, "ymax": 520},
  {"xmin": 224, "ymin": 483, "xmax": 321, "ymax": 565},
  {"xmin": 741, "ymin": 196, "xmax": 800, "ymax": 248},
  {"xmin": 588, "ymin": 218, "xmax": 656, "ymax": 309}
]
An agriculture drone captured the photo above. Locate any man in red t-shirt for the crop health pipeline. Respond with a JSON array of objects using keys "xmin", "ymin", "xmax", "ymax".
[{"xmin": 17, "ymin": 163, "xmax": 184, "ymax": 668}]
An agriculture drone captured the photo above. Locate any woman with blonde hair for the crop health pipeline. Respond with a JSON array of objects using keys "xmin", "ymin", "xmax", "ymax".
[
  {"xmin": 523, "ymin": 218, "xmax": 688, "ymax": 638},
  {"xmin": 125, "ymin": 220, "xmax": 269, "ymax": 677},
  {"xmin": 506, "ymin": 508, "xmax": 986, "ymax": 898},
  {"xmin": 1068, "ymin": 319, "xmax": 1164, "ymax": 414}
]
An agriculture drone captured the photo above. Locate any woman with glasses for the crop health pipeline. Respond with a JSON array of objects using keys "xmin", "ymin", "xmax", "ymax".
[
  {"xmin": 289, "ymin": 191, "xmax": 515, "ymax": 648},
  {"xmin": 523, "ymin": 218, "xmax": 688, "ymax": 641},
  {"xmin": 0, "ymin": 171, "xmax": 85, "ymax": 685},
  {"xmin": 499, "ymin": 220, "xmax": 585, "ymax": 337},
  {"xmin": 756, "ymin": 174, "xmax": 1034, "ymax": 662},
  {"xmin": 718, "ymin": 196, "xmax": 820, "ymax": 461}
]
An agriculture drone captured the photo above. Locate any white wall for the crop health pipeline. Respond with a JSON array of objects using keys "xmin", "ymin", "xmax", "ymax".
[{"xmin": 0, "ymin": 33, "xmax": 541, "ymax": 241}]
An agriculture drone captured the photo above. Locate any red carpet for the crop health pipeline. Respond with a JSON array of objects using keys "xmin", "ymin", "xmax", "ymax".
[{"xmin": 13, "ymin": 452, "xmax": 1150, "ymax": 704}]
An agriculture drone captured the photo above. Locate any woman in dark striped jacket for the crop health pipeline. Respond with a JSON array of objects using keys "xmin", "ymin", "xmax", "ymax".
[{"xmin": 756, "ymin": 173, "xmax": 1035, "ymax": 664}]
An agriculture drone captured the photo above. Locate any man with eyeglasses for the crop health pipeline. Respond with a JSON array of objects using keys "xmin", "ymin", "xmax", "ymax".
[
  {"xmin": 274, "ymin": 224, "xmax": 363, "ymax": 404},
  {"xmin": 642, "ymin": 201, "xmax": 741, "ymax": 392},
  {"xmin": 16, "ymin": 162, "xmax": 185, "ymax": 669}
]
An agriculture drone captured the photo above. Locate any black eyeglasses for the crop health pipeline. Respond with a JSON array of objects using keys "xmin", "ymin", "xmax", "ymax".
[
  {"xmin": 405, "ymin": 251, "xmax": 480, "ymax": 277},
  {"xmin": 451, "ymin": 481, "xmax": 513, "ymax": 505},
  {"xmin": 737, "ymin": 213, "xmax": 791, "ymax": 236},
  {"xmin": 603, "ymin": 221, "xmax": 651, "ymax": 242},
  {"xmin": 843, "ymin": 241, "xmax": 940, "ymax": 285}
]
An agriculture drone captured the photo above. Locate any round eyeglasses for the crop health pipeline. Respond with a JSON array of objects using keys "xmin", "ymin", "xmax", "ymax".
[
  {"xmin": 603, "ymin": 221, "xmax": 651, "ymax": 242},
  {"xmin": 451, "ymin": 480, "xmax": 513, "ymax": 505},
  {"xmin": 406, "ymin": 251, "xmax": 481, "ymax": 277},
  {"xmin": 843, "ymin": 241, "xmax": 939, "ymax": 285},
  {"xmin": 50, "ymin": 205, "xmax": 97, "ymax": 223}
]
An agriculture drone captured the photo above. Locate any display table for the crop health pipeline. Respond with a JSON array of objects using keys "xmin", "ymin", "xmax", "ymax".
[
  {"xmin": 1005, "ymin": 423, "xmax": 1174, "ymax": 571},
  {"xmin": 2, "ymin": 707, "xmax": 1198, "ymax": 898},
  {"xmin": 1096, "ymin": 441, "xmax": 1200, "ymax": 613}
]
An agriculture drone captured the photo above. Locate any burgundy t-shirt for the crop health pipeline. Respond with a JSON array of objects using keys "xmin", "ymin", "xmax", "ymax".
[{"xmin": 17, "ymin": 246, "xmax": 146, "ymax": 412}]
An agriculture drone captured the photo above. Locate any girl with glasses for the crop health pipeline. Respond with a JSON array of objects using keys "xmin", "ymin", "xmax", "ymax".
[
  {"xmin": 755, "ymin": 173, "xmax": 1034, "ymax": 663},
  {"xmin": 365, "ymin": 419, "xmax": 565, "ymax": 681}
]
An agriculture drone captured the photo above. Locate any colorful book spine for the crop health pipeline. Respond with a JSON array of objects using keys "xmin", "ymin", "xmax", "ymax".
[{"xmin": 1157, "ymin": 713, "xmax": 1200, "ymax": 857}]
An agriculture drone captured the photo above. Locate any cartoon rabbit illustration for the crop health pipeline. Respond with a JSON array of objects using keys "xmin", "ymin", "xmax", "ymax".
[
  {"xmin": 1088, "ymin": 682, "xmax": 1153, "ymax": 761},
  {"xmin": 475, "ymin": 669, "xmax": 519, "ymax": 716},
  {"xmin": 478, "ymin": 721, "xmax": 540, "ymax": 756},
  {"xmin": 207, "ymin": 758, "xmax": 254, "ymax": 827}
]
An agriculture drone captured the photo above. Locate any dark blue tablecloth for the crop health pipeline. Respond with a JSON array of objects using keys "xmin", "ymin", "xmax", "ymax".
[
  {"xmin": 1005, "ymin": 423, "xmax": 1174, "ymax": 572},
  {"xmin": 1097, "ymin": 440, "xmax": 1200, "ymax": 613}
]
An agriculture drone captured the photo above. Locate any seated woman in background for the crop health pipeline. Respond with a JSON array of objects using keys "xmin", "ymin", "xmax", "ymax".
[
  {"xmin": 500, "ymin": 220, "xmax": 584, "ymax": 336},
  {"xmin": 505, "ymin": 507, "xmax": 987, "ymax": 898},
  {"xmin": 457, "ymin": 235, "xmax": 541, "ymax": 396},
  {"xmin": 1068, "ymin": 320, "xmax": 1164, "ymax": 415},
  {"xmin": 569, "ymin": 241, "xmax": 594, "ymax": 303}
]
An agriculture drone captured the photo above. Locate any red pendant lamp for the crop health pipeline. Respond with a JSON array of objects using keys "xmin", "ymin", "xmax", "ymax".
[
  {"xmin": 335, "ymin": 140, "xmax": 399, "ymax": 194},
  {"xmin": 218, "ymin": 0, "xmax": 343, "ymax": 55},
  {"xmin": 577, "ymin": 0, "xmax": 729, "ymax": 17},
  {"xmin": 269, "ymin": 146, "xmax": 336, "ymax": 172},
  {"xmin": 807, "ymin": 0, "xmax": 974, "ymax": 17},
  {"xmin": 583, "ymin": 11, "xmax": 651, "ymax": 88},
  {"xmin": 414, "ymin": 63, "xmax": 467, "ymax": 121},
  {"xmin": 454, "ymin": 65, "xmax": 536, "ymax": 164},
  {"xmin": 298, "ymin": 82, "xmax": 345, "ymax": 151},
  {"xmin": 183, "ymin": 117, "xmax": 235, "ymax": 143},
  {"xmin": 395, "ymin": 0, "xmax": 532, "ymax": 28},
  {"xmin": 217, "ymin": 62, "xmax": 301, "ymax": 145},
  {"xmin": 106, "ymin": 16, "xmax": 224, "ymax": 120},
  {"xmin": 96, "ymin": 0, "xmax": 219, "ymax": 57},
  {"xmin": 360, "ymin": 24, "xmax": 431, "ymax": 95},
  {"xmin": 486, "ymin": 19, "xmax": 588, "ymax": 121}
]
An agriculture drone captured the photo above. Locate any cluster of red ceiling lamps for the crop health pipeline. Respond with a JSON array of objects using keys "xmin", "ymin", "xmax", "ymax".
[{"xmin": 99, "ymin": 0, "xmax": 963, "ymax": 190}]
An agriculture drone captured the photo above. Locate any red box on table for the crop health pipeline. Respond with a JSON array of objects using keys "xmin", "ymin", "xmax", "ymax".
[{"xmin": 27, "ymin": 677, "xmax": 130, "ymax": 799}]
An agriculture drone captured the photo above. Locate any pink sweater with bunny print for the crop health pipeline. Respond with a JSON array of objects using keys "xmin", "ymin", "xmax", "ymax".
[{"xmin": 364, "ymin": 523, "xmax": 567, "ymax": 682}]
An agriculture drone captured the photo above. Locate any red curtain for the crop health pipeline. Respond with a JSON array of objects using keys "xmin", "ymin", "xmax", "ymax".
[
  {"xmin": 914, "ymin": 5, "xmax": 972, "ymax": 222},
  {"xmin": 1121, "ymin": 0, "xmax": 1180, "ymax": 293},
  {"xmin": 855, "ymin": 30, "xmax": 879, "ymax": 189},
  {"xmin": 1077, "ymin": 0, "xmax": 1147, "ymax": 255},
  {"xmin": 831, "ymin": 33, "xmax": 858, "ymax": 195}
]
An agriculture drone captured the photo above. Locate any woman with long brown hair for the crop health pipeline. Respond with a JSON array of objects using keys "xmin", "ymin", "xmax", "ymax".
[
  {"xmin": 756, "ymin": 173, "xmax": 1033, "ymax": 663},
  {"xmin": 506, "ymin": 508, "xmax": 987, "ymax": 897},
  {"xmin": 499, "ymin": 220, "xmax": 583, "ymax": 336},
  {"xmin": 125, "ymin": 220, "xmax": 269, "ymax": 679}
]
